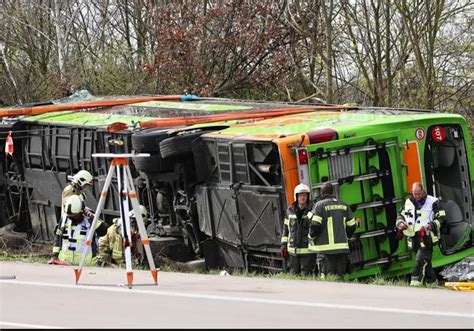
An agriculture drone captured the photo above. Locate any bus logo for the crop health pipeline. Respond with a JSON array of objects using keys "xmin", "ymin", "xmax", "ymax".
[{"xmin": 415, "ymin": 128, "xmax": 425, "ymax": 140}]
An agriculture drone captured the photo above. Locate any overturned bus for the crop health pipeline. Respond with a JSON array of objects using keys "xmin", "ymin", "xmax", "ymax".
[{"xmin": 0, "ymin": 94, "xmax": 472, "ymax": 280}]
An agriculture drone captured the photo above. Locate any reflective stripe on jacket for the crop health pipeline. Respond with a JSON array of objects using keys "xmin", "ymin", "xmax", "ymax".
[
  {"xmin": 308, "ymin": 196, "xmax": 356, "ymax": 254},
  {"xmin": 56, "ymin": 216, "xmax": 93, "ymax": 264},
  {"xmin": 53, "ymin": 215, "xmax": 104, "ymax": 265},
  {"xmin": 397, "ymin": 196, "xmax": 444, "ymax": 250},
  {"xmin": 281, "ymin": 202, "xmax": 314, "ymax": 255},
  {"xmin": 98, "ymin": 223, "xmax": 124, "ymax": 261}
]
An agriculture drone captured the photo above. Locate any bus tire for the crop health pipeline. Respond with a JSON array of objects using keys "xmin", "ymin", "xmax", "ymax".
[
  {"xmin": 131, "ymin": 127, "xmax": 176, "ymax": 153},
  {"xmin": 159, "ymin": 131, "xmax": 209, "ymax": 158},
  {"xmin": 132, "ymin": 153, "xmax": 163, "ymax": 173}
]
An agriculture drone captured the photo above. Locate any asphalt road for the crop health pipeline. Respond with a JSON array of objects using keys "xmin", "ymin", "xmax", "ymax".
[{"xmin": 0, "ymin": 261, "xmax": 473, "ymax": 329}]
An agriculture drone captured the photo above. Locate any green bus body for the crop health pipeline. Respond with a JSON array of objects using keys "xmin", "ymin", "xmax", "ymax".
[
  {"xmin": 1, "ymin": 98, "xmax": 472, "ymax": 279},
  {"xmin": 203, "ymin": 109, "xmax": 473, "ymax": 279}
]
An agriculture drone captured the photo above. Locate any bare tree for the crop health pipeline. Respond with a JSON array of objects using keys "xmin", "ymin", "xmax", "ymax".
[
  {"xmin": 395, "ymin": 0, "xmax": 472, "ymax": 110},
  {"xmin": 150, "ymin": 0, "xmax": 290, "ymax": 98},
  {"xmin": 285, "ymin": 0, "xmax": 340, "ymax": 103},
  {"xmin": 0, "ymin": 0, "xmax": 471, "ymax": 124},
  {"xmin": 340, "ymin": 0, "xmax": 410, "ymax": 106}
]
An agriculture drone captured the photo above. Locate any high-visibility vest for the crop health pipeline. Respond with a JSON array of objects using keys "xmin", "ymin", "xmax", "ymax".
[
  {"xmin": 56, "ymin": 216, "xmax": 95, "ymax": 264},
  {"xmin": 398, "ymin": 196, "xmax": 444, "ymax": 249},
  {"xmin": 401, "ymin": 195, "xmax": 438, "ymax": 226}
]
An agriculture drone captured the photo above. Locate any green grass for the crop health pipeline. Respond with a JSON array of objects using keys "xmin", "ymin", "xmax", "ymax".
[
  {"xmin": 365, "ymin": 274, "xmax": 411, "ymax": 287},
  {"xmin": 270, "ymin": 272, "xmax": 340, "ymax": 282},
  {"xmin": 189, "ymin": 267, "xmax": 445, "ymax": 289},
  {"xmin": 0, "ymin": 250, "xmax": 50, "ymax": 264},
  {"xmin": 0, "ymin": 241, "xmax": 52, "ymax": 264}
]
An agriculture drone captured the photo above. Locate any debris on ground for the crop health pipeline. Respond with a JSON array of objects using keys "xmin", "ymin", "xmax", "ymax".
[
  {"xmin": 219, "ymin": 270, "xmax": 230, "ymax": 276},
  {"xmin": 47, "ymin": 258, "xmax": 69, "ymax": 266},
  {"xmin": 153, "ymin": 255, "xmax": 206, "ymax": 273},
  {"xmin": 0, "ymin": 276, "xmax": 16, "ymax": 280},
  {"xmin": 0, "ymin": 224, "xmax": 28, "ymax": 249},
  {"xmin": 439, "ymin": 256, "xmax": 474, "ymax": 282}
]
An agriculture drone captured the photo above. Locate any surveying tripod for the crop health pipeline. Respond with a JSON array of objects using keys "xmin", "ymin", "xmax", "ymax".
[{"xmin": 74, "ymin": 153, "xmax": 158, "ymax": 288}]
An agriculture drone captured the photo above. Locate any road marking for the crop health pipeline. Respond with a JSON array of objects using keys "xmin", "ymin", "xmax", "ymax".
[
  {"xmin": 0, "ymin": 321, "xmax": 65, "ymax": 328},
  {"xmin": 1, "ymin": 279, "xmax": 473, "ymax": 319}
]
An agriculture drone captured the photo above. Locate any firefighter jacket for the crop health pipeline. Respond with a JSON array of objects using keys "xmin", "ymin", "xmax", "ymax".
[
  {"xmin": 98, "ymin": 219, "xmax": 140, "ymax": 263},
  {"xmin": 396, "ymin": 195, "xmax": 445, "ymax": 250},
  {"xmin": 281, "ymin": 201, "xmax": 314, "ymax": 255},
  {"xmin": 308, "ymin": 196, "xmax": 356, "ymax": 254},
  {"xmin": 52, "ymin": 215, "xmax": 106, "ymax": 265},
  {"xmin": 98, "ymin": 222, "xmax": 124, "ymax": 262}
]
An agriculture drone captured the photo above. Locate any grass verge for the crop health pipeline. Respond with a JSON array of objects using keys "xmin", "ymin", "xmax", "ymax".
[{"xmin": 0, "ymin": 245, "xmax": 443, "ymax": 289}]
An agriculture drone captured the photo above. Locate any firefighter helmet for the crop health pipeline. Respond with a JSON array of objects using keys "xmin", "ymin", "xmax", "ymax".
[
  {"xmin": 64, "ymin": 195, "xmax": 84, "ymax": 216},
  {"xmin": 72, "ymin": 170, "xmax": 93, "ymax": 188},
  {"xmin": 129, "ymin": 205, "xmax": 148, "ymax": 219},
  {"xmin": 294, "ymin": 183, "xmax": 310, "ymax": 201}
]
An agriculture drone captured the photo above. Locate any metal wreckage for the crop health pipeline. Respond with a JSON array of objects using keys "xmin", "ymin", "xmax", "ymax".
[{"xmin": 0, "ymin": 92, "xmax": 473, "ymax": 280}]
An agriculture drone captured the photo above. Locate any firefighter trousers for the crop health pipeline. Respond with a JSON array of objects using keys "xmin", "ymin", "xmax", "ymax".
[
  {"xmin": 321, "ymin": 253, "xmax": 348, "ymax": 279},
  {"xmin": 411, "ymin": 246, "xmax": 436, "ymax": 285},
  {"xmin": 288, "ymin": 254, "xmax": 316, "ymax": 276}
]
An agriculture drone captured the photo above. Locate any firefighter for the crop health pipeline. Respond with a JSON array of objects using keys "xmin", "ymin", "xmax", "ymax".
[
  {"xmin": 50, "ymin": 195, "xmax": 107, "ymax": 265},
  {"xmin": 280, "ymin": 183, "xmax": 317, "ymax": 276},
  {"xmin": 61, "ymin": 170, "xmax": 94, "ymax": 216},
  {"xmin": 396, "ymin": 182, "xmax": 445, "ymax": 286},
  {"xmin": 96, "ymin": 205, "xmax": 148, "ymax": 267},
  {"xmin": 309, "ymin": 183, "xmax": 356, "ymax": 279}
]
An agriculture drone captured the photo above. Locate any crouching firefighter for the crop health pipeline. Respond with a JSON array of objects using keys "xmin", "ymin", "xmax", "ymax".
[
  {"xmin": 280, "ymin": 183, "xmax": 317, "ymax": 276},
  {"xmin": 308, "ymin": 183, "xmax": 356, "ymax": 280},
  {"xmin": 96, "ymin": 205, "xmax": 148, "ymax": 267},
  {"xmin": 396, "ymin": 182, "xmax": 445, "ymax": 286},
  {"xmin": 50, "ymin": 195, "xmax": 107, "ymax": 265}
]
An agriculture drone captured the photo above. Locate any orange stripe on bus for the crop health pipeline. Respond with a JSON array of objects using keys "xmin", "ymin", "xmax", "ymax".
[
  {"xmin": 402, "ymin": 141, "xmax": 422, "ymax": 191},
  {"xmin": 138, "ymin": 107, "xmax": 354, "ymax": 129},
  {"xmin": 0, "ymin": 95, "xmax": 183, "ymax": 118},
  {"xmin": 277, "ymin": 134, "xmax": 310, "ymax": 205}
]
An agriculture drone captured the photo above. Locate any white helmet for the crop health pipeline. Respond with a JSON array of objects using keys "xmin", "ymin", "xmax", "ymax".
[
  {"xmin": 72, "ymin": 170, "xmax": 93, "ymax": 188},
  {"xmin": 129, "ymin": 205, "xmax": 148, "ymax": 219},
  {"xmin": 64, "ymin": 195, "xmax": 84, "ymax": 216},
  {"xmin": 294, "ymin": 183, "xmax": 310, "ymax": 201}
]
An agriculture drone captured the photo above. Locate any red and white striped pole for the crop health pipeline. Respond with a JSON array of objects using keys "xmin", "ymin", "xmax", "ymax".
[{"xmin": 4, "ymin": 131, "xmax": 13, "ymax": 156}]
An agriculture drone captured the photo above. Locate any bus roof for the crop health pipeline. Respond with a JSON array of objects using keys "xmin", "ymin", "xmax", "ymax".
[
  {"xmin": 15, "ymin": 96, "xmax": 463, "ymax": 136},
  {"xmin": 18, "ymin": 97, "xmax": 334, "ymax": 127},
  {"xmin": 203, "ymin": 108, "xmax": 465, "ymax": 140}
]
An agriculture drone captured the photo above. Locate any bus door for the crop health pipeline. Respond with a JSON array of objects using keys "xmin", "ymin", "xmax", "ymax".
[{"xmin": 423, "ymin": 124, "xmax": 473, "ymax": 254}]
